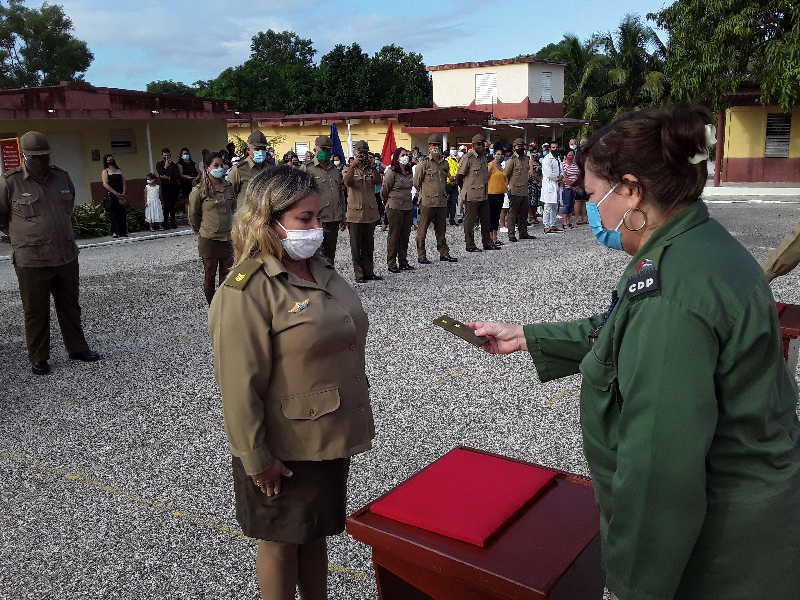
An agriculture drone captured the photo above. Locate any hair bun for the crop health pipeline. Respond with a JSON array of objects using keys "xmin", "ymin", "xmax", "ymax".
[{"xmin": 660, "ymin": 106, "xmax": 711, "ymax": 170}]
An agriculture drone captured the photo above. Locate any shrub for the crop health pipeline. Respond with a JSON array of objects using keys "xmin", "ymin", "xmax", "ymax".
[
  {"xmin": 72, "ymin": 203, "xmax": 110, "ymax": 238},
  {"xmin": 126, "ymin": 209, "xmax": 148, "ymax": 233}
]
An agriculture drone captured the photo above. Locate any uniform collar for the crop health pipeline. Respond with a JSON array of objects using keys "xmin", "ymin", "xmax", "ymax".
[
  {"xmin": 262, "ymin": 253, "xmax": 334, "ymax": 288},
  {"xmin": 22, "ymin": 164, "xmax": 51, "ymax": 182},
  {"xmin": 626, "ymin": 200, "xmax": 709, "ymax": 272},
  {"xmin": 312, "ymin": 158, "xmax": 334, "ymax": 169}
]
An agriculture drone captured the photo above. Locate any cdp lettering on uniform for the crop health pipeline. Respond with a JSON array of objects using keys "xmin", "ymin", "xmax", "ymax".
[{"xmin": 626, "ymin": 271, "xmax": 660, "ymax": 299}]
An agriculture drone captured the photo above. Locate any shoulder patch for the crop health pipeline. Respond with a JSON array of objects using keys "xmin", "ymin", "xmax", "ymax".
[
  {"xmin": 224, "ymin": 258, "xmax": 262, "ymax": 291},
  {"xmin": 626, "ymin": 269, "xmax": 660, "ymax": 300},
  {"xmin": 2, "ymin": 167, "xmax": 21, "ymax": 178}
]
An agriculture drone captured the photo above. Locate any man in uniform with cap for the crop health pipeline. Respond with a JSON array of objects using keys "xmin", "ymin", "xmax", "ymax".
[
  {"xmin": 0, "ymin": 131, "xmax": 101, "ymax": 375},
  {"xmin": 457, "ymin": 133, "xmax": 494, "ymax": 252},
  {"xmin": 228, "ymin": 130, "xmax": 270, "ymax": 205},
  {"xmin": 504, "ymin": 138, "xmax": 535, "ymax": 242},
  {"xmin": 414, "ymin": 134, "xmax": 457, "ymax": 264},
  {"xmin": 343, "ymin": 140, "xmax": 383, "ymax": 283},
  {"xmin": 303, "ymin": 135, "xmax": 346, "ymax": 265}
]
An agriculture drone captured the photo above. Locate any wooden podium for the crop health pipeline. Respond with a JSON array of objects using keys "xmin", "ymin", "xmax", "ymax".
[{"xmin": 347, "ymin": 447, "xmax": 603, "ymax": 599}]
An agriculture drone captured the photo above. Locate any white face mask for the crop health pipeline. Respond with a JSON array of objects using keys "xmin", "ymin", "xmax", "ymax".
[
  {"xmin": 399, "ymin": 155, "xmax": 410, "ymax": 165},
  {"xmin": 277, "ymin": 221, "xmax": 324, "ymax": 260},
  {"xmin": 457, "ymin": 151, "xmax": 464, "ymax": 159}
]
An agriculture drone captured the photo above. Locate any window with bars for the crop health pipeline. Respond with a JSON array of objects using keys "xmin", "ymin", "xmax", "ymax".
[
  {"xmin": 475, "ymin": 73, "xmax": 497, "ymax": 105},
  {"xmin": 765, "ymin": 114, "xmax": 791, "ymax": 158},
  {"xmin": 539, "ymin": 72, "xmax": 552, "ymax": 102}
]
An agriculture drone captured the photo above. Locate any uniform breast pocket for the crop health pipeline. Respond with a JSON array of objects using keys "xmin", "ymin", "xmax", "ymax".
[
  {"xmin": 60, "ymin": 189, "xmax": 74, "ymax": 205},
  {"xmin": 580, "ymin": 351, "xmax": 622, "ymax": 412},
  {"xmin": 281, "ymin": 386, "xmax": 341, "ymax": 421},
  {"xmin": 12, "ymin": 194, "xmax": 41, "ymax": 219}
]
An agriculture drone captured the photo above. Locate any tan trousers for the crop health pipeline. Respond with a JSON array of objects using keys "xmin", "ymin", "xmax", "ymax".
[
  {"xmin": 463, "ymin": 200, "xmax": 492, "ymax": 250},
  {"xmin": 507, "ymin": 194, "xmax": 530, "ymax": 239},
  {"xmin": 387, "ymin": 209, "xmax": 413, "ymax": 268},
  {"xmin": 348, "ymin": 222, "xmax": 376, "ymax": 279},
  {"xmin": 416, "ymin": 206, "xmax": 450, "ymax": 260}
]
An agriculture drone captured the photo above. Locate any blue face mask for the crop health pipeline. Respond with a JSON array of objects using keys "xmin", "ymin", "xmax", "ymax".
[
  {"xmin": 587, "ymin": 184, "xmax": 624, "ymax": 250},
  {"xmin": 252, "ymin": 149, "xmax": 267, "ymax": 163},
  {"xmin": 182, "ymin": 154, "xmax": 190, "ymax": 161},
  {"xmin": 210, "ymin": 167, "xmax": 225, "ymax": 179}
]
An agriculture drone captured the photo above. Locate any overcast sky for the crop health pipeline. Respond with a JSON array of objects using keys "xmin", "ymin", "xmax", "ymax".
[{"xmin": 58, "ymin": 0, "xmax": 671, "ymax": 90}]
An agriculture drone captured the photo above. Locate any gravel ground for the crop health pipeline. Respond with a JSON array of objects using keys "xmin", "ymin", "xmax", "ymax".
[{"xmin": 2, "ymin": 197, "xmax": 800, "ymax": 599}]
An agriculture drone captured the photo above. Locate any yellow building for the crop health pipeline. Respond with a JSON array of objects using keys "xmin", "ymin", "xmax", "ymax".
[
  {"xmin": 227, "ymin": 108, "xmax": 489, "ymax": 160},
  {"xmin": 0, "ymin": 82, "xmax": 233, "ymax": 206},
  {"xmin": 720, "ymin": 92, "xmax": 800, "ymax": 183}
]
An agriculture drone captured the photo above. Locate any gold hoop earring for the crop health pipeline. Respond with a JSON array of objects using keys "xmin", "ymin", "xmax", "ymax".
[{"xmin": 622, "ymin": 208, "xmax": 647, "ymax": 232}]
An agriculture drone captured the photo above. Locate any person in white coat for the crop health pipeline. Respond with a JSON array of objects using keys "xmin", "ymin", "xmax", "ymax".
[{"xmin": 540, "ymin": 149, "xmax": 562, "ymax": 233}]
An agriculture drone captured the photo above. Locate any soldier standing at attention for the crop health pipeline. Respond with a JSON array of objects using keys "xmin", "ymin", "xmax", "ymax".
[
  {"xmin": 302, "ymin": 135, "xmax": 346, "ymax": 265},
  {"xmin": 0, "ymin": 131, "xmax": 101, "ymax": 375},
  {"xmin": 228, "ymin": 130, "xmax": 270, "ymax": 205},
  {"xmin": 504, "ymin": 138, "xmax": 535, "ymax": 242},
  {"xmin": 343, "ymin": 140, "xmax": 383, "ymax": 283},
  {"xmin": 414, "ymin": 134, "xmax": 457, "ymax": 265},
  {"xmin": 457, "ymin": 133, "xmax": 495, "ymax": 252}
]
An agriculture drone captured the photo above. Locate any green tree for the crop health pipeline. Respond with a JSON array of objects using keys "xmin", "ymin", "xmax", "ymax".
[
  {"xmin": 366, "ymin": 44, "xmax": 432, "ymax": 110},
  {"xmin": 314, "ymin": 43, "xmax": 370, "ymax": 112},
  {"xmin": 145, "ymin": 80, "xmax": 197, "ymax": 96},
  {"xmin": 0, "ymin": 0, "xmax": 93, "ymax": 88},
  {"xmin": 651, "ymin": 0, "xmax": 800, "ymax": 110}
]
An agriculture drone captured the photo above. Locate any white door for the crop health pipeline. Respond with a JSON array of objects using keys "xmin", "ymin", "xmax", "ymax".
[{"xmin": 47, "ymin": 132, "xmax": 88, "ymax": 204}]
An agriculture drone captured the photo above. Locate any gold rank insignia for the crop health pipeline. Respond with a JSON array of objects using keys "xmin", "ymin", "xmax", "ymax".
[
  {"xmin": 234, "ymin": 272, "xmax": 246, "ymax": 282},
  {"xmin": 289, "ymin": 298, "xmax": 311, "ymax": 313}
]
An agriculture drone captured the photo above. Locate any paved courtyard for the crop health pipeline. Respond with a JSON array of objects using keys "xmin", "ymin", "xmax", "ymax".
[{"xmin": 2, "ymin": 198, "xmax": 800, "ymax": 599}]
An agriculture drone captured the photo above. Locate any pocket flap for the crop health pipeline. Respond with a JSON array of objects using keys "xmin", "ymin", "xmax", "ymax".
[
  {"xmin": 580, "ymin": 354, "xmax": 617, "ymax": 392},
  {"xmin": 281, "ymin": 386, "xmax": 341, "ymax": 420}
]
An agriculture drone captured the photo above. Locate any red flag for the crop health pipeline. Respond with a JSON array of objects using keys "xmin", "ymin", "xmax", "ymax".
[{"xmin": 380, "ymin": 122, "xmax": 398, "ymax": 166}]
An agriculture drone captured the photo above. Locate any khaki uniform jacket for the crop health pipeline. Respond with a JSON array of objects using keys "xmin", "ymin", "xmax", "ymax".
[
  {"xmin": 763, "ymin": 224, "xmax": 800, "ymax": 281},
  {"xmin": 525, "ymin": 202, "xmax": 800, "ymax": 600},
  {"xmin": 228, "ymin": 157, "xmax": 267, "ymax": 205},
  {"xmin": 0, "ymin": 165, "xmax": 78, "ymax": 268},
  {"xmin": 413, "ymin": 156, "xmax": 448, "ymax": 207},
  {"xmin": 457, "ymin": 150, "xmax": 488, "ymax": 202},
  {"xmin": 504, "ymin": 154, "xmax": 529, "ymax": 196},
  {"xmin": 380, "ymin": 168, "xmax": 413, "ymax": 210},
  {"xmin": 188, "ymin": 182, "xmax": 235, "ymax": 241},
  {"xmin": 209, "ymin": 254, "xmax": 375, "ymax": 475},
  {"xmin": 303, "ymin": 160, "xmax": 346, "ymax": 223},
  {"xmin": 344, "ymin": 164, "xmax": 380, "ymax": 223}
]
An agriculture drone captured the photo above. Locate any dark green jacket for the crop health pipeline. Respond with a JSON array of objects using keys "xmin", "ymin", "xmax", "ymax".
[{"xmin": 525, "ymin": 202, "xmax": 800, "ymax": 600}]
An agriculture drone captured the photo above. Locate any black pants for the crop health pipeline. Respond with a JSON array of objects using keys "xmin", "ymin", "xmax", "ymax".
[
  {"xmin": 202, "ymin": 256, "xmax": 234, "ymax": 305},
  {"xmin": 161, "ymin": 184, "xmax": 179, "ymax": 228},
  {"xmin": 446, "ymin": 184, "xmax": 459, "ymax": 222},
  {"xmin": 348, "ymin": 221, "xmax": 376, "ymax": 279},
  {"xmin": 416, "ymin": 206, "xmax": 450, "ymax": 260},
  {"xmin": 463, "ymin": 200, "xmax": 492, "ymax": 249},
  {"xmin": 14, "ymin": 259, "xmax": 89, "ymax": 363},
  {"xmin": 375, "ymin": 193, "xmax": 387, "ymax": 226},
  {"xmin": 321, "ymin": 221, "xmax": 340, "ymax": 265},
  {"xmin": 507, "ymin": 194, "xmax": 529, "ymax": 238},
  {"xmin": 107, "ymin": 200, "xmax": 128, "ymax": 237},
  {"xmin": 487, "ymin": 194, "xmax": 504, "ymax": 232}
]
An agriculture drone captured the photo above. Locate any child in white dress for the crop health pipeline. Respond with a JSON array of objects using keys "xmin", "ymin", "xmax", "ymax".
[{"xmin": 144, "ymin": 172, "xmax": 164, "ymax": 231}]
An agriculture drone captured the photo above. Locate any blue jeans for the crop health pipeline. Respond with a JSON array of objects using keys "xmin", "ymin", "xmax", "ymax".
[
  {"xmin": 543, "ymin": 203, "xmax": 558, "ymax": 228},
  {"xmin": 446, "ymin": 184, "xmax": 458, "ymax": 222}
]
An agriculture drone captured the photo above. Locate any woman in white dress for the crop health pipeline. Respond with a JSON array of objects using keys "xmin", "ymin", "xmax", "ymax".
[{"xmin": 143, "ymin": 172, "xmax": 164, "ymax": 231}]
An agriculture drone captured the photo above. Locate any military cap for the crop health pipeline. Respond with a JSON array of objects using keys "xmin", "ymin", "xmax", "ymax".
[
  {"xmin": 20, "ymin": 131, "xmax": 51, "ymax": 156},
  {"xmin": 315, "ymin": 135, "xmax": 332, "ymax": 147},
  {"xmin": 247, "ymin": 130, "xmax": 267, "ymax": 146},
  {"xmin": 353, "ymin": 140, "xmax": 369, "ymax": 151},
  {"xmin": 426, "ymin": 133, "xmax": 443, "ymax": 145},
  {"xmin": 512, "ymin": 138, "xmax": 526, "ymax": 146},
  {"xmin": 471, "ymin": 133, "xmax": 486, "ymax": 144}
]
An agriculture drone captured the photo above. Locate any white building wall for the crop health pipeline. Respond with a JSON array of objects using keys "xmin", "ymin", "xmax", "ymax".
[{"xmin": 432, "ymin": 63, "xmax": 532, "ymax": 107}]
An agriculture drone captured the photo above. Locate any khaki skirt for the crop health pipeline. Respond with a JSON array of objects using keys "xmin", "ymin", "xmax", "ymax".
[
  {"xmin": 232, "ymin": 456, "xmax": 351, "ymax": 544},
  {"xmin": 198, "ymin": 237, "xmax": 233, "ymax": 259}
]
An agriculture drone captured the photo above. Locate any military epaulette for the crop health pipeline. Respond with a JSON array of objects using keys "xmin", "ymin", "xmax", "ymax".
[
  {"xmin": 2, "ymin": 167, "xmax": 22, "ymax": 178},
  {"xmin": 224, "ymin": 258, "xmax": 262, "ymax": 291}
]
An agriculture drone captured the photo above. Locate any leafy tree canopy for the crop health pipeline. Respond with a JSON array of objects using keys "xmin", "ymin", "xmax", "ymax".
[{"xmin": 146, "ymin": 79, "xmax": 197, "ymax": 96}]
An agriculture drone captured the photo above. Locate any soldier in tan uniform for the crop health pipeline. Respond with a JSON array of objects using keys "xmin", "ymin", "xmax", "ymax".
[
  {"xmin": 0, "ymin": 131, "xmax": 100, "ymax": 375},
  {"xmin": 227, "ymin": 130, "xmax": 269, "ymax": 205},
  {"xmin": 457, "ymin": 133, "xmax": 495, "ymax": 251},
  {"xmin": 343, "ymin": 140, "xmax": 383, "ymax": 283},
  {"xmin": 209, "ymin": 165, "xmax": 374, "ymax": 599},
  {"xmin": 504, "ymin": 138, "xmax": 535, "ymax": 242},
  {"xmin": 302, "ymin": 135, "xmax": 346, "ymax": 265},
  {"xmin": 764, "ymin": 225, "xmax": 800, "ymax": 281},
  {"xmin": 188, "ymin": 152, "xmax": 236, "ymax": 305},
  {"xmin": 414, "ymin": 134, "xmax": 457, "ymax": 264}
]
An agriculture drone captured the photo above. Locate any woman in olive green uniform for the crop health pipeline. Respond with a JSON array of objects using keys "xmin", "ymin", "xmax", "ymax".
[
  {"xmin": 188, "ymin": 152, "xmax": 235, "ymax": 304},
  {"xmin": 208, "ymin": 166, "xmax": 374, "ymax": 600},
  {"xmin": 381, "ymin": 147, "xmax": 415, "ymax": 273},
  {"xmin": 470, "ymin": 107, "xmax": 800, "ymax": 600}
]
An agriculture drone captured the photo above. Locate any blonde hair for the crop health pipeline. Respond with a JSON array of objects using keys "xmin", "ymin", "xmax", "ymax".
[{"xmin": 232, "ymin": 165, "xmax": 318, "ymax": 264}]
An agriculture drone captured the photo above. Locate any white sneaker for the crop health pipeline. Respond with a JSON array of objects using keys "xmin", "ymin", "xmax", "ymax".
[{"xmin": 499, "ymin": 227, "xmax": 508, "ymax": 233}]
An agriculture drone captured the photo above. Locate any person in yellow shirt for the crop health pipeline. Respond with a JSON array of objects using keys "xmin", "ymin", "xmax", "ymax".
[
  {"xmin": 446, "ymin": 146, "xmax": 460, "ymax": 225},
  {"xmin": 486, "ymin": 149, "xmax": 508, "ymax": 249}
]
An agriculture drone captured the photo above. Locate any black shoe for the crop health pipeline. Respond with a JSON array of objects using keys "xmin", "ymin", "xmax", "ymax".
[
  {"xmin": 68, "ymin": 350, "xmax": 101, "ymax": 362},
  {"xmin": 519, "ymin": 234, "xmax": 535, "ymax": 240},
  {"xmin": 367, "ymin": 274, "xmax": 384, "ymax": 281},
  {"xmin": 355, "ymin": 277, "xmax": 367, "ymax": 283},
  {"xmin": 484, "ymin": 245, "xmax": 501, "ymax": 250},
  {"xmin": 388, "ymin": 266, "xmax": 401, "ymax": 273},
  {"xmin": 440, "ymin": 256, "xmax": 458, "ymax": 262},
  {"xmin": 466, "ymin": 247, "xmax": 482, "ymax": 252},
  {"xmin": 399, "ymin": 264, "xmax": 415, "ymax": 271},
  {"xmin": 418, "ymin": 258, "xmax": 432, "ymax": 264},
  {"xmin": 31, "ymin": 361, "xmax": 50, "ymax": 375},
  {"xmin": 449, "ymin": 220, "xmax": 457, "ymax": 226},
  {"xmin": 508, "ymin": 237, "xmax": 518, "ymax": 242}
]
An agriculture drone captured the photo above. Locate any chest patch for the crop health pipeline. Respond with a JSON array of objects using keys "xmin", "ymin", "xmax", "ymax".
[
  {"xmin": 626, "ymin": 270, "xmax": 660, "ymax": 299},
  {"xmin": 289, "ymin": 298, "xmax": 310, "ymax": 313}
]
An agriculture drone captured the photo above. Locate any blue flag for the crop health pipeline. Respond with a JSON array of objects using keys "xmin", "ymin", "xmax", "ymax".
[{"xmin": 330, "ymin": 122, "xmax": 346, "ymax": 162}]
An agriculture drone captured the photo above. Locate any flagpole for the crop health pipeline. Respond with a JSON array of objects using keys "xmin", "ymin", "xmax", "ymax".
[{"xmin": 347, "ymin": 120, "xmax": 353, "ymax": 159}]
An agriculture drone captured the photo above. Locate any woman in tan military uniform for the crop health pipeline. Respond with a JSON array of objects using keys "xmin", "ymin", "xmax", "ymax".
[
  {"xmin": 188, "ymin": 152, "xmax": 235, "ymax": 305},
  {"xmin": 209, "ymin": 165, "xmax": 375, "ymax": 600},
  {"xmin": 381, "ymin": 147, "xmax": 415, "ymax": 273}
]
